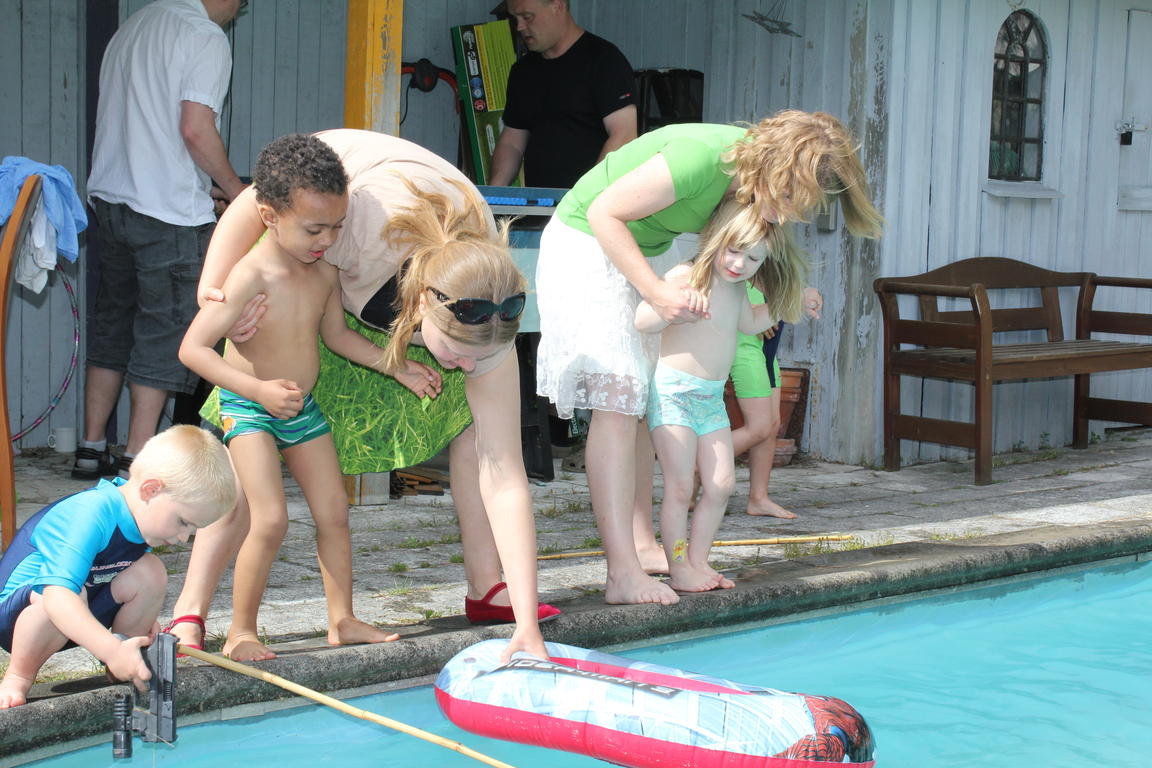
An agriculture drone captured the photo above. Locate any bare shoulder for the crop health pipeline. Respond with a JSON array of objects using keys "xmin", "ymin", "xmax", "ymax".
[{"xmin": 663, "ymin": 262, "xmax": 693, "ymax": 284}]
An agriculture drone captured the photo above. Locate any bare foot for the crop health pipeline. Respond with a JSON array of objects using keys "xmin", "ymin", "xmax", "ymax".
[
  {"xmin": 0, "ymin": 676, "xmax": 31, "ymax": 709},
  {"xmin": 328, "ymin": 617, "xmax": 400, "ymax": 646},
  {"xmin": 636, "ymin": 543, "xmax": 669, "ymax": 575},
  {"xmin": 746, "ymin": 497, "xmax": 797, "ymax": 519},
  {"xmin": 702, "ymin": 565, "xmax": 736, "ymax": 589},
  {"xmin": 605, "ymin": 572, "xmax": 680, "ymax": 605},
  {"xmin": 668, "ymin": 563, "xmax": 725, "ymax": 592},
  {"xmin": 224, "ymin": 632, "xmax": 276, "ymax": 661}
]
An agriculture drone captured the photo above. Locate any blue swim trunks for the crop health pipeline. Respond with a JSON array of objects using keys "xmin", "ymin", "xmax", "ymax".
[
  {"xmin": 218, "ymin": 388, "xmax": 331, "ymax": 449},
  {"xmin": 646, "ymin": 363, "xmax": 729, "ymax": 436}
]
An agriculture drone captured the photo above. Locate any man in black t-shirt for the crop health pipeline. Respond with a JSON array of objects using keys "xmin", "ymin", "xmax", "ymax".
[{"xmin": 489, "ymin": 0, "xmax": 637, "ymax": 189}]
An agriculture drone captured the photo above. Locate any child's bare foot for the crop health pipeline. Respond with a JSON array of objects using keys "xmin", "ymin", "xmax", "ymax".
[
  {"xmin": 702, "ymin": 565, "xmax": 735, "ymax": 589},
  {"xmin": 668, "ymin": 564, "xmax": 725, "ymax": 592},
  {"xmin": 746, "ymin": 497, "xmax": 797, "ymax": 519},
  {"xmin": 636, "ymin": 543, "xmax": 669, "ymax": 575},
  {"xmin": 605, "ymin": 572, "xmax": 680, "ymax": 605},
  {"xmin": 0, "ymin": 675, "xmax": 31, "ymax": 709},
  {"xmin": 224, "ymin": 631, "xmax": 276, "ymax": 661},
  {"xmin": 328, "ymin": 617, "xmax": 400, "ymax": 646}
]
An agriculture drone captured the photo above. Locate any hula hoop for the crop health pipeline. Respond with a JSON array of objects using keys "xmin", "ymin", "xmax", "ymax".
[{"xmin": 10, "ymin": 269, "xmax": 80, "ymax": 441}]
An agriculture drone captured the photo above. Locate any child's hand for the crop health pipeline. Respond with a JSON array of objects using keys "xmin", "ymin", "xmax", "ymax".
[
  {"xmin": 762, "ymin": 324, "xmax": 778, "ymax": 340},
  {"xmin": 394, "ymin": 360, "xmax": 443, "ymax": 399},
  {"xmin": 107, "ymin": 635, "xmax": 153, "ymax": 693},
  {"xmin": 258, "ymin": 379, "xmax": 304, "ymax": 419},
  {"xmin": 678, "ymin": 286, "xmax": 710, "ymax": 320},
  {"xmin": 648, "ymin": 280, "xmax": 708, "ymax": 324}
]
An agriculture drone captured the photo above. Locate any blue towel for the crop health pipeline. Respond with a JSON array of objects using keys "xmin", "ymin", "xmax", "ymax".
[{"xmin": 0, "ymin": 156, "xmax": 88, "ymax": 263}]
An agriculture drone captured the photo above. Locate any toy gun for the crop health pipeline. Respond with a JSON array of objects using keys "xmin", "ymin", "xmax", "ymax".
[{"xmin": 112, "ymin": 632, "xmax": 178, "ymax": 758}]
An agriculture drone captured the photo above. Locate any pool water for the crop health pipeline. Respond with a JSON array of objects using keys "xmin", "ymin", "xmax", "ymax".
[{"xmin": 26, "ymin": 557, "xmax": 1152, "ymax": 767}]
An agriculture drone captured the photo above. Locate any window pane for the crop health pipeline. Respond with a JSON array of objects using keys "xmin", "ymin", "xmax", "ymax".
[
  {"xmin": 1026, "ymin": 62, "xmax": 1044, "ymax": 99},
  {"xmin": 990, "ymin": 100, "xmax": 1003, "ymax": 137},
  {"xmin": 993, "ymin": 59, "xmax": 1005, "ymax": 94},
  {"xmin": 1022, "ymin": 143, "xmax": 1039, "ymax": 179},
  {"xmin": 1012, "ymin": 62, "xmax": 1028, "ymax": 97},
  {"xmin": 1005, "ymin": 102, "xmax": 1023, "ymax": 135},
  {"xmin": 1026, "ymin": 25, "xmax": 1041, "ymax": 53},
  {"xmin": 1025, "ymin": 103, "xmax": 1040, "ymax": 138}
]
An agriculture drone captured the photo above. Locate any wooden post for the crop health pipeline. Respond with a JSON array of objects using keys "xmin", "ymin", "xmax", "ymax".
[{"xmin": 344, "ymin": 0, "xmax": 403, "ymax": 134}]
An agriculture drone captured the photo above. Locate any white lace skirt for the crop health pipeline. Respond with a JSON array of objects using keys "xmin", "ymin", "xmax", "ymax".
[{"xmin": 535, "ymin": 218, "xmax": 683, "ymax": 419}]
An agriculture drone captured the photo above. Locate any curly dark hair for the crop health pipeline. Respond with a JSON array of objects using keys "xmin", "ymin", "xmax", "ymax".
[{"xmin": 252, "ymin": 133, "xmax": 348, "ymax": 211}]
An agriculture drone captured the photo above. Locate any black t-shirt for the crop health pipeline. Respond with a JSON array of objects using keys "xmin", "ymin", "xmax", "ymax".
[{"xmin": 502, "ymin": 32, "xmax": 635, "ymax": 188}]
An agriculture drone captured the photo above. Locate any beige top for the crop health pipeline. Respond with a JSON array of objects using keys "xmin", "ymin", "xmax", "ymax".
[{"xmin": 315, "ymin": 129, "xmax": 510, "ymax": 378}]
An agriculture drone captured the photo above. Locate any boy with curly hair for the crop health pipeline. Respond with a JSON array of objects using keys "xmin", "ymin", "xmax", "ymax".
[{"xmin": 178, "ymin": 134, "xmax": 420, "ymax": 660}]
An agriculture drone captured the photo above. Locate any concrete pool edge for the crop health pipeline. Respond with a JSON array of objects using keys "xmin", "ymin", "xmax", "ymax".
[{"xmin": 3, "ymin": 518, "xmax": 1150, "ymax": 763}]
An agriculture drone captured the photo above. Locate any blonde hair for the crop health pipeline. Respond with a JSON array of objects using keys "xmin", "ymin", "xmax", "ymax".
[
  {"xmin": 688, "ymin": 197, "xmax": 809, "ymax": 324},
  {"xmin": 724, "ymin": 109, "xmax": 883, "ymax": 238},
  {"xmin": 380, "ymin": 176, "xmax": 526, "ymax": 374},
  {"xmin": 129, "ymin": 425, "xmax": 237, "ymax": 514}
]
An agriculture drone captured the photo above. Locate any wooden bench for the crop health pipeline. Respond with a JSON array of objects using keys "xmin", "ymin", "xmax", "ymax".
[{"xmin": 873, "ymin": 256, "xmax": 1152, "ymax": 484}]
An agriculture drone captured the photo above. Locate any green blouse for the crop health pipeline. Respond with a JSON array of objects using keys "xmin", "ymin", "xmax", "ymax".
[{"xmin": 556, "ymin": 123, "xmax": 747, "ymax": 257}]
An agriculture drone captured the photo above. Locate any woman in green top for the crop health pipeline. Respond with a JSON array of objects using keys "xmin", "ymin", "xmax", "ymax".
[{"xmin": 535, "ymin": 110, "xmax": 883, "ymax": 605}]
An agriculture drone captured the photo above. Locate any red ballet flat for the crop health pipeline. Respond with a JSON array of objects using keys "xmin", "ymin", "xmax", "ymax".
[
  {"xmin": 465, "ymin": 582, "xmax": 561, "ymax": 625},
  {"xmin": 162, "ymin": 614, "xmax": 206, "ymax": 657}
]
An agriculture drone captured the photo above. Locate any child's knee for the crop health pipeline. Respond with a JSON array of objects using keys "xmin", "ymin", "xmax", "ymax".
[{"xmin": 113, "ymin": 554, "xmax": 168, "ymax": 601}]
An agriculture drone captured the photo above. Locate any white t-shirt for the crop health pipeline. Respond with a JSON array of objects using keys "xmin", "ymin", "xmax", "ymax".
[{"xmin": 87, "ymin": 0, "xmax": 232, "ymax": 227}]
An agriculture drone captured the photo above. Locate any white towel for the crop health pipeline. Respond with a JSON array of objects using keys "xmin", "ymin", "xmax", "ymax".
[{"xmin": 13, "ymin": 195, "xmax": 58, "ymax": 294}]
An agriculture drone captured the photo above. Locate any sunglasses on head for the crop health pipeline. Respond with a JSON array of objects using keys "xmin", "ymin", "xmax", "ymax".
[{"xmin": 427, "ymin": 288, "xmax": 527, "ymax": 325}]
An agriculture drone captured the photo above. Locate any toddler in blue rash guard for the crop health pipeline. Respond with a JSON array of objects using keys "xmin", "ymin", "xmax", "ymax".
[{"xmin": 0, "ymin": 426, "xmax": 235, "ymax": 708}]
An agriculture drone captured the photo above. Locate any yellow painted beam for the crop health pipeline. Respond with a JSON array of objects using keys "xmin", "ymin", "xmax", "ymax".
[{"xmin": 344, "ymin": 0, "xmax": 403, "ymax": 134}]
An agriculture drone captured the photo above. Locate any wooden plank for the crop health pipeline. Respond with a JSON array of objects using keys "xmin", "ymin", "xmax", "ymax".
[
  {"xmin": 345, "ymin": 0, "xmax": 404, "ymax": 133},
  {"xmin": 272, "ymin": 0, "xmax": 301, "ymax": 136}
]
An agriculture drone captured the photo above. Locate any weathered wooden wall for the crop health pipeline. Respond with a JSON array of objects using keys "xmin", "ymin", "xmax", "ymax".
[
  {"xmin": 879, "ymin": 0, "xmax": 1152, "ymax": 467},
  {"xmin": 5, "ymin": 0, "xmax": 1150, "ymax": 470},
  {"xmin": 1, "ymin": 0, "xmax": 87, "ymax": 452}
]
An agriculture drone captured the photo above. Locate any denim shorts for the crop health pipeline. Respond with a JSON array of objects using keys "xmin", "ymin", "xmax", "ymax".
[{"xmin": 86, "ymin": 198, "xmax": 213, "ymax": 394}]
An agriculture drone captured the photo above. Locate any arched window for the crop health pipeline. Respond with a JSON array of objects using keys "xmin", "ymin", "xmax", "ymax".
[{"xmin": 989, "ymin": 11, "xmax": 1047, "ymax": 181}]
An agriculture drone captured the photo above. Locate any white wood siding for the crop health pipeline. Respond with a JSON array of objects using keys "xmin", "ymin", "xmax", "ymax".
[
  {"xmin": 881, "ymin": 0, "xmax": 1152, "ymax": 468},
  {"xmin": 1, "ymin": 0, "xmax": 87, "ymax": 453},
  {"xmin": 5, "ymin": 1, "xmax": 1149, "ymax": 468}
]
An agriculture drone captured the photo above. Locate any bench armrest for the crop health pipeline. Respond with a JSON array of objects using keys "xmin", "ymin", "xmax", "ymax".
[
  {"xmin": 875, "ymin": 279, "xmax": 990, "ymax": 350},
  {"xmin": 1078, "ymin": 275, "xmax": 1152, "ymax": 337},
  {"xmin": 1093, "ymin": 275, "xmax": 1152, "ymax": 290},
  {"xmin": 873, "ymin": 280, "xmax": 978, "ymax": 299}
]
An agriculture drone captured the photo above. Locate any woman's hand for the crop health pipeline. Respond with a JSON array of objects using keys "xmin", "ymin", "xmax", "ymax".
[
  {"xmin": 257, "ymin": 379, "xmax": 304, "ymax": 419},
  {"xmin": 802, "ymin": 287, "xmax": 823, "ymax": 319},
  {"xmin": 201, "ymin": 287, "xmax": 268, "ymax": 342},
  {"xmin": 500, "ymin": 626, "xmax": 549, "ymax": 663},
  {"xmin": 647, "ymin": 279, "xmax": 708, "ymax": 324},
  {"xmin": 394, "ymin": 360, "xmax": 443, "ymax": 399}
]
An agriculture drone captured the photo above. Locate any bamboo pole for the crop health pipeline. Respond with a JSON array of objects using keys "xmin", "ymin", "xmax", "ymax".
[
  {"xmin": 176, "ymin": 645, "xmax": 514, "ymax": 768},
  {"xmin": 536, "ymin": 535, "xmax": 854, "ymax": 561}
]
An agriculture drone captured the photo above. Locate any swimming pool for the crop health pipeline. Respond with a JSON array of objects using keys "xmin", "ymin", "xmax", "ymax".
[{"xmin": 22, "ymin": 555, "xmax": 1152, "ymax": 767}]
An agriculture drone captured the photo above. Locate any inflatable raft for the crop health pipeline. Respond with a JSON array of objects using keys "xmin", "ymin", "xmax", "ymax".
[{"xmin": 436, "ymin": 639, "xmax": 875, "ymax": 767}]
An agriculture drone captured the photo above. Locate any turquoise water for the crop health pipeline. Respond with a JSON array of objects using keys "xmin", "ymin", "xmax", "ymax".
[{"xmin": 27, "ymin": 557, "xmax": 1152, "ymax": 767}]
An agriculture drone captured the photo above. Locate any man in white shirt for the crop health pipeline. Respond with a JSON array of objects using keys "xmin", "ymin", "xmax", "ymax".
[{"xmin": 77, "ymin": 0, "xmax": 246, "ymax": 480}]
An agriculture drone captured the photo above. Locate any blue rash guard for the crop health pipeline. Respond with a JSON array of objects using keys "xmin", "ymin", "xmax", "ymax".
[{"xmin": 0, "ymin": 478, "xmax": 148, "ymax": 651}]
